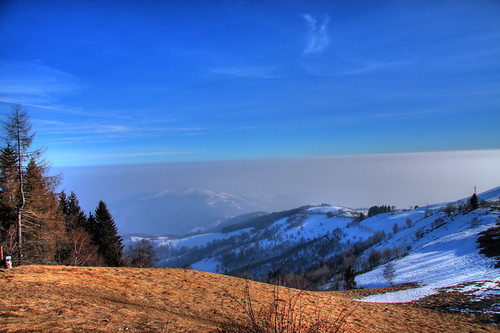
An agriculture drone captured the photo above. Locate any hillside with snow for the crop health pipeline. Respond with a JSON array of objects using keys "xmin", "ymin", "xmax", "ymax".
[
  {"xmin": 127, "ymin": 186, "xmax": 500, "ymax": 315},
  {"xmin": 353, "ymin": 188, "xmax": 500, "ymax": 312}
]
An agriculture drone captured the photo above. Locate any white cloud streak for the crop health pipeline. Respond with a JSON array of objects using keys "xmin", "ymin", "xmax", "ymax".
[
  {"xmin": 0, "ymin": 61, "xmax": 82, "ymax": 104},
  {"xmin": 97, "ymin": 125, "xmax": 130, "ymax": 133},
  {"xmin": 209, "ymin": 66, "xmax": 276, "ymax": 78},
  {"xmin": 339, "ymin": 59, "xmax": 416, "ymax": 75},
  {"xmin": 302, "ymin": 14, "xmax": 330, "ymax": 54},
  {"xmin": 89, "ymin": 151, "xmax": 198, "ymax": 158}
]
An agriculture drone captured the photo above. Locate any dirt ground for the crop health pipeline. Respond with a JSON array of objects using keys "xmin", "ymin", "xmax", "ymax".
[{"xmin": 0, "ymin": 265, "xmax": 498, "ymax": 332}]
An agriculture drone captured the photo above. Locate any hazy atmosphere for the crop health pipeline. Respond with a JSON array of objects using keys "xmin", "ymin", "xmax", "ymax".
[
  {"xmin": 56, "ymin": 150, "xmax": 500, "ymax": 234},
  {"xmin": 1, "ymin": 1, "xmax": 500, "ymax": 233}
]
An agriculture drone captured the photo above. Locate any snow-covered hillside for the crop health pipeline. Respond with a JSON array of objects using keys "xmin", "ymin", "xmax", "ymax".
[
  {"xmin": 356, "ymin": 209, "xmax": 499, "ymax": 299},
  {"xmin": 354, "ymin": 188, "xmax": 500, "ymax": 306},
  {"xmin": 127, "ymin": 186, "xmax": 500, "ymax": 306},
  {"xmin": 131, "ymin": 205, "xmax": 376, "ymax": 276}
]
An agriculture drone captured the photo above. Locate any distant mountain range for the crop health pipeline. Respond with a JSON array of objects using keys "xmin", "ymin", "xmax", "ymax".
[{"xmin": 113, "ymin": 188, "xmax": 298, "ymax": 235}]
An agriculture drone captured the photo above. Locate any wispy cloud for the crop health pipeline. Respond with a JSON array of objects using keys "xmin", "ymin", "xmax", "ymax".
[
  {"xmin": 369, "ymin": 108, "xmax": 451, "ymax": 120},
  {"xmin": 339, "ymin": 59, "xmax": 416, "ymax": 75},
  {"xmin": 0, "ymin": 61, "xmax": 82, "ymax": 105},
  {"xmin": 94, "ymin": 151, "xmax": 199, "ymax": 158},
  {"xmin": 209, "ymin": 66, "xmax": 276, "ymax": 78},
  {"xmin": 49, "ymin": 149, "xmax": 201, "ymax": 167},
  {"xmin": 301, "ymin": 57, "xmax": 415, "ymax": 77},
  {"xmin": 32, "ymin": 114, "xmax": 207, "ymax": 145},
  {"xmin": 97, "ymin": 125, "xmax": 130, "ymax": 133},
  {"xmin": 302, "ymin": 14, "xmax": 330, "ymax": 54}
]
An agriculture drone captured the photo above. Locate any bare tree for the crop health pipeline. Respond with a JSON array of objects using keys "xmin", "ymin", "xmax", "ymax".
[
  {"xmin": 2, "ymin": 104, "xmax": 41, "ymax": 264},
  {"xmin": 368, "ymin": 249, "xmax": 381, "ymax": 268},
  {"xmin": 124, "ymin": 239, "xmax": 157, "ymax": 268},
  {"xmin": 382, "ymin": 248, "xmax": 392, "ymax": 263},
  {"xmin": 383, "ymin": 262, "xmax": 396, "ymax": 286}
]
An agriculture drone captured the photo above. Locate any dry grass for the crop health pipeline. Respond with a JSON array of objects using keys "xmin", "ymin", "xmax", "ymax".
[
  {"xmin": 0, "ymin": 265, "xmax": 497, "ymax": 332},
  {"xmin": 218, "ymin": 279, "xmax": 353, "ymax": 332}
]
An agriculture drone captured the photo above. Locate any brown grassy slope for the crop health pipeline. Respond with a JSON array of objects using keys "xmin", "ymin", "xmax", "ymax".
[{"xmin": 0, "ymin": 265, "xmax": 496, "ymax": 332}]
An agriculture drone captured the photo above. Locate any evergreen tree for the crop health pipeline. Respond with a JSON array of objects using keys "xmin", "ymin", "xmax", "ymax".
[
  {"xmin": 343, "ymin": 265, "xmax": 356, "ymax": 290},
  {"xmin": 59, "ymin": 191, "xmax": 87, "ymax": 231},
  {"xmin": 92, "ymin": 201, "xmax": 123, "ymax": 266},
  {"xmin": 86, "ymin": 212, "xmax": 99, "ymax": 242},
  {"xmin": 0, "ymin": 144, "xmax": 19, "ymax": 255},
  {"xmin": 59, "ymin": 191, "xmax": 102, "ymax": 266},
  {"xmin": 468, "ymin": 192, "xmax": 479, "ymax": 211},
  {"xmin": 58, "ymin": 190, "xmax": 69, "ymax": 214}
]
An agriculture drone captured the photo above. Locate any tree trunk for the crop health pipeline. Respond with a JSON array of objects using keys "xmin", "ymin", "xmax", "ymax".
[{"xmin": 15, "ymin": 106, "xmax": 25, "ymax": 265}]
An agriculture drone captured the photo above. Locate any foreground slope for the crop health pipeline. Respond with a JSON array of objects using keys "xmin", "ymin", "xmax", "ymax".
[{"xmin": 0, "ymin": 265, "xmax": 497, "ymax": 332}]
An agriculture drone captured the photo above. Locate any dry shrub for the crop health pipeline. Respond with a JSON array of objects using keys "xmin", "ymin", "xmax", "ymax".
[{"xmin": 218, "ymin": 280, "xmax": 353, "ymax": 333}]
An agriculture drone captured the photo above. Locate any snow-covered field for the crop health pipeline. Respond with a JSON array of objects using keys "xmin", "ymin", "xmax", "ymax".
[{"xmin": 357, "ymin": 208, "xmax": 499, "ymax": 303}]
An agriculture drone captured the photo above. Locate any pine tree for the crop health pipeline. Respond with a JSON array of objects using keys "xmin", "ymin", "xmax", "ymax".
[
  {"xmin": 0, "ymin": 144, "xmax": 19, "ymax": 254},
  {"xmin": 59, "ymin": 191, "xmax": 102, "ymax": 266},
  {"xmin": 59, "ymin": 191, "xmax": 88, "ymax": 231},
  {"xmin": 343, "ymin": 265, "xmax": 356, "ymax": 290},
  {"xmin": 92, "ymin": 201, "xmax": 123, "ymax": 267},
  {"xmin": 468, "ymin": 192, "xmax": 479, "ymax": 211},
  {"xmin": 86, "ymin": 212, "xmax": 99, "ymax": 242}
]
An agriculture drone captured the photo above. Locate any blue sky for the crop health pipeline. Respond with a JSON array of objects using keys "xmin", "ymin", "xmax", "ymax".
[{"xmin": 1, "ymin": 0, "xmax": 499, "ymax": 167}]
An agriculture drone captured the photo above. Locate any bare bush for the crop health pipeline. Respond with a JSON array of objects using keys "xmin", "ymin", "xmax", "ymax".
[
  {"xmin": 368, "ymin": 249, "xmax": 381, "ymax": 268},
  {"xmin": 218, "ymin": 280, "xmax": 353, "ymax": 333},
  {"xmin": 383, "ymin": 262, "xmax": 396, "ymax": 286},
  {"xmin": 393, "ymin": 246, "xmax": 403, "ymax": 259},
  {"xmin": 415, "ymin": 229, "xmax": 425, "ymax": 240},
  {"xmin": 382, "ymin": 248, "xmax": 392, "ymax": 263},
  {"xmin": 442, "ymin": 203, "xmax": 457, "ymax": 216}
]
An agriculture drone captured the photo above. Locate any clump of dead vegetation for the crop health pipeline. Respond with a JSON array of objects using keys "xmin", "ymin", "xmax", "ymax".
[{"xmin": 218, "ymin": 279, "xmax": 353, "ymax": 333}]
